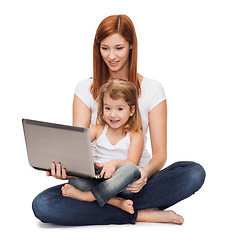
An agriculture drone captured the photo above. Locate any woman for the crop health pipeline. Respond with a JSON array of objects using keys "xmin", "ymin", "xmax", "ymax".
[{"xmin": 32, "ymin": 15, "xmax": 205, "ymax": 225}]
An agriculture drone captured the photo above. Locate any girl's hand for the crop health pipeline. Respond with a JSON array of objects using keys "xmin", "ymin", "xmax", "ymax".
[
  {"xmin": 126, "ymin": 167, "xmax": 148, "ymax": 193},
  {"xmin": 46, "ymin": 162, "xmax": 68, "ymax": 180},
  {"xmin": 97, "ymin": 161, "xmax": 116, "ymax": 179}
]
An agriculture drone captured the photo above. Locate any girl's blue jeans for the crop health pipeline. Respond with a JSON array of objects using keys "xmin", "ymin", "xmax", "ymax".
[
  {"xmin": 68, "ymin": 162, "xmax": 141, "ymax": 207},
  {"xmin": 32, "ymin": 161, "xmax": 205, "ymax": 226}
]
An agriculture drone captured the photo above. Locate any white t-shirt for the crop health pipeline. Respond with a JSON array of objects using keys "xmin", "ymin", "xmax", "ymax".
[
  {"xmin": 95, "ymin": 125, "xmax": 131, "ymax": 164},
  {"xmin": 74, "ymin": 77, "xmax": 166, "ymax": 167}
]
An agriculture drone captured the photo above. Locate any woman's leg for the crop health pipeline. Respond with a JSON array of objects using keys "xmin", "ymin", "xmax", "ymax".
[
  {"xmin": 136, "ymin": 208, "xmax": 184, "ymax": 224},
  {"xmin": 32, "ymin": 161, "xmax": 205, "ymax": 225},
  {"xmin": 131, "ymin": 161, "xmax": 205, "ymax": 210},
  {"xmin": 119, "ymin": 162, "xmax": 206, "ymax": 210},
  {"xmin": 32, "ymin": 184, "xmax": 138, "ymax": 226},
  {"xmin": 119, "ymin": 161, "xmax": 205, "ymax": 224}
]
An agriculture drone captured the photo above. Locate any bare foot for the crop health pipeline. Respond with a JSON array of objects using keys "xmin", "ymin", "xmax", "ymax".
[
  {"xmin": 61, "ymin": 184, "xmax": 95, "ymax": 201},
  {"xmin": 137, "ymin": 208, "xmax": 184, "ymax": 225},
  {"xmin": 119, "ymin": 199, "xmax": 134, "ymax": 214},
  {"xmin": 108, "ymin": 197, "xmax": 134, "ymax": 214}
]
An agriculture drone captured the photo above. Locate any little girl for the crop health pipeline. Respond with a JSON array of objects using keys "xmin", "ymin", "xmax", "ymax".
[{"xmin": 61, "ymin": 79, "xmax": 144, "ymax": 214}]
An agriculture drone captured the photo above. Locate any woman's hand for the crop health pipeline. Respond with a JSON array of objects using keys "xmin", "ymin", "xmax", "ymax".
[
  {"xmin": 126, "ymin": 167, "xmax": 148, "ymax": 193},
  {"xmin": 97, "ymin": 161, "xmax": 116, "ymax": 179},
  {"xmin": 46, "ymin": 162, "xmax": 68, "ymax": 180}
]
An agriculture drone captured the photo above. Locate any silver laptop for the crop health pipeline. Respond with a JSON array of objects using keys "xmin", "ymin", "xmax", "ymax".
[{"xmin": 22, "ymin": 119, "xmax": 102, "ymax": 178}]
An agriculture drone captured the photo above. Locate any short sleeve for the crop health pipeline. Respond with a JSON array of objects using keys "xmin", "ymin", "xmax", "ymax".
[
  {"xmin": 141, "ymin": 78, "xmax": 166, "ymax": 112},
  {"xmin": 148, "ymin": 80, "xmax": 166, "ymax": 111},
  {"xmin": 74, "ymin": 79, "xmax": 93, "ymax": 108}
]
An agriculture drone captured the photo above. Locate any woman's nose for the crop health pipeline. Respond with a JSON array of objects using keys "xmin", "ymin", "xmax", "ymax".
[{"xmin": 109, "ymin": 50, "xmax": 116, "ymax": 60}]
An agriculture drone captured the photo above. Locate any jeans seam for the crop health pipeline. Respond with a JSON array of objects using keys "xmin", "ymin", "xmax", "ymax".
[{"xmin": 90, "ymin": 187, "xmax": 106, "ymax": 207}]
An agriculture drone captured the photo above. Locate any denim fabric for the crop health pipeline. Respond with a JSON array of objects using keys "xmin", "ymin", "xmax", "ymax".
[
  {"xmin": 32, "ymin": 161, "xmax": 206, "ymax": 226},
  {"xmin": 118, "ymin": 161, "xmax": 206, "ymax": 210},
  {"xmin": 68, "ymin": 162, "xmax": 141, "ymax": 207}
]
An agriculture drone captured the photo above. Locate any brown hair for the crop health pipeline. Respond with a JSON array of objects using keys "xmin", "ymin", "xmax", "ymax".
[
  {"xmin": 96, "ymin": 79, "xmax": 142, "ymax": 134},
  {"xmin": 91, "ymin": 14, "xmax": 140, "ymax": 99}
]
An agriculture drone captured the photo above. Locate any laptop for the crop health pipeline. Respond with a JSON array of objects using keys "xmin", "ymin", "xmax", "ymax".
[{"xmin": 22, "ymin": 119, "xmax": 102, "ymax": 178}]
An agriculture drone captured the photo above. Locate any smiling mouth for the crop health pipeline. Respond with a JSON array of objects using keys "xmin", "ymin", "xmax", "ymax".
[
  {"xmin": 108, "ymin": 61, "xmax": 119, "ymax": 66},
  {"xmin": 110, "ymin": 119, "xmax": 120, "ymax": 124}
]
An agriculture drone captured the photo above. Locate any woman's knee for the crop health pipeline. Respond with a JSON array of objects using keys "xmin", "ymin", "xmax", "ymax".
[
  {"xmin": 193, "ymin": 162, "xmax": 206, "ymax": 187},
  {"xmin": 32, "ymin": 193, "xmax": 49, "ymax": 223},
  {"xmin": 186, "ymin": 161, "xmax": 206, "ymax": 193},
  {"xmin": 32, "ymin": 185, "xmax": 63, "ymax": 223}
]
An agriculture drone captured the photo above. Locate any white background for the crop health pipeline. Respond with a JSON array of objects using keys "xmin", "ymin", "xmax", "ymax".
[{"xmin": 1, "ymin": 0, "xmax": 226, "ymax": 239}]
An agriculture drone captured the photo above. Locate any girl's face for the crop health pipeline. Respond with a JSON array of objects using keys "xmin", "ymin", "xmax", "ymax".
[
  {"xmin": 100, "ymin": 33, "xmax": 132, "ymax": 79},
  {"xmin": 103, "ymin": 95, "xmax": 135, "ymax": 130}
]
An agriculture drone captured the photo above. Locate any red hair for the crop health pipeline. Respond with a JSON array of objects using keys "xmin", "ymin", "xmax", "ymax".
[{"xmin": 91, "ymin": 15, "xmax": 140, "ymax": 99}]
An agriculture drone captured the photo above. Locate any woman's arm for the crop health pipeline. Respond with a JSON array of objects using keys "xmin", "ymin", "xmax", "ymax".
[
  {"xmin": 126, "ymin": 100, "xmax": 167, "ymax": 192},
  {"xmin": 47, "ymin": 95, "xmax": 91, "ymax": 179},
  {"xmin": 145, "ymin": 100, "xmax": 167, "ymax": 178},
  {"xmin": 73, "ymin": 95, "xmax": 91, "ymax": 128}
]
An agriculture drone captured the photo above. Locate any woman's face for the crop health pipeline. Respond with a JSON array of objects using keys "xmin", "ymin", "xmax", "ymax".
[{"xmin": 100, "ymin": 33, "xmax": 132, "ymax": 78}]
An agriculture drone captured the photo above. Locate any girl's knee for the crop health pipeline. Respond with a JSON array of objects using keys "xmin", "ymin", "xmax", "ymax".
[{"xmin": 122, "ymin": 162, "xmax": 141, "ymax": 180}]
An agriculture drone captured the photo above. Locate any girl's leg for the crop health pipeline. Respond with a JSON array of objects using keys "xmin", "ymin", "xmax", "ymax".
[
  {"xmin": 61, "ymin": 163, "xmax": 140, "ymax": 214},
  {"xmin": 107, "ymin": 197, "xmax": 134, "ymax": 214},
  {"xmin": 32, "ymin": 184, "xmax": 138, "ymax": 226},
  {"xmin": 62, "ymin": 184, "xmax": 135, "ymax": 214},
  {"xmin": 61, "ymin": 177, "xmax": 99, "ymax": 202},
  {"xmin": 90, "ymin": 162, "xmax": 141, "ymax": 207},
  {"xmin": 68, "ymin": 177, "xmax": 101, "ymax": 191}
]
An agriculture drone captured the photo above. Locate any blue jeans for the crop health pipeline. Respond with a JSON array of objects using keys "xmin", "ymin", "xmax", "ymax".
[
  {"xmin": 32, "ymin": 161, "xmax": 206, "ymax": 226},
  {"xmin": 68, "ymin": 162, "xmax": 141, "ymax": 207}
]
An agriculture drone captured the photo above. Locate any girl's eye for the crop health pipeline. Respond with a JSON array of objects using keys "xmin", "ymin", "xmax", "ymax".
[
  {"xmin": 116, "ymin": 47, "xmax": 123, "ymax": 50},
  {"xmin": 105, "ymin": 107, "xmax": 110, "ymax": 110},
  {"xmin": 101, "ymin": 47, "xmax": 108, "ymax": 50},
  {"xmin": 118, "ymin": 108, "xmax": 123, "ymax": 111}
]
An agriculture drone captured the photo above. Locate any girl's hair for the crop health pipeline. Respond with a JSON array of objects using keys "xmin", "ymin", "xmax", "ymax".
[
  {"xmin": 91, "ymin": 14, "xmax": 140, "ymax": 100},
  {"xmin": 96, "ymin": 79, "xmax": 143, "ymax": 134}
]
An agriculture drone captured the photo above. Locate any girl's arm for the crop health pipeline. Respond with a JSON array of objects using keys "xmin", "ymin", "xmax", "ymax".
[
  {"xmin": 99, "ymin": 131, "xmax": 144, "ymax": 179},
  {"xmin": 114, "ymin": 131, "xmax": 144, "ymax": 166},
  {"xmin": 89, "ymin": 124, "xmax": 103, "ymax": 142},
  {"xmin": 126, "ymin": 100, "xmax": 167, "ymax": 192}
]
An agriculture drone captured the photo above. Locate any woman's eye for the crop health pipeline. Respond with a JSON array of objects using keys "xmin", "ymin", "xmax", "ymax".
[
  {"xmin": 105, "ymin": 107, "xmax": 110, "ymax": 110},
  {"xmin": 116, "ymin": 47, "xmax": 123, "ymax": 50},
  {"xmin": 101, "ymin": 47, "xmax": 108, "ymax": 50}
]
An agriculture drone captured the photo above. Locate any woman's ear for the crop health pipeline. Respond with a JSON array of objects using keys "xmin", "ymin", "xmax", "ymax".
[
  {"xmin": 130, "ymin": 44, "xmax": 133, "ymax": 50},
  {"xmin": 130, "ymin": 105, "xmax": 135, "ymax": 116}
]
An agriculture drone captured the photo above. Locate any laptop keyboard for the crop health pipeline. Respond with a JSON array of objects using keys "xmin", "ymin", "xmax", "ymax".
[{"xmin": 94, "ymin": 164, "xmax": 103, "ymax": 175}]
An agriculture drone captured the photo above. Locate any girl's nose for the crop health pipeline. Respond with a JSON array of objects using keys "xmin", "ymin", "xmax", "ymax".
[{"xmin": 110, "ymin": 109, "xmax": 117, "ymax": 117}]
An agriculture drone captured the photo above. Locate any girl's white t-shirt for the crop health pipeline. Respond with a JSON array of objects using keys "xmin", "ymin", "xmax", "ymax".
[
  {"xmin": 74, "ymin": 77, "xmax": 166, "ymax": 167},
  {"xmin": 95, "ymin": 125, "xmax": 131, "ymax": 164}
]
